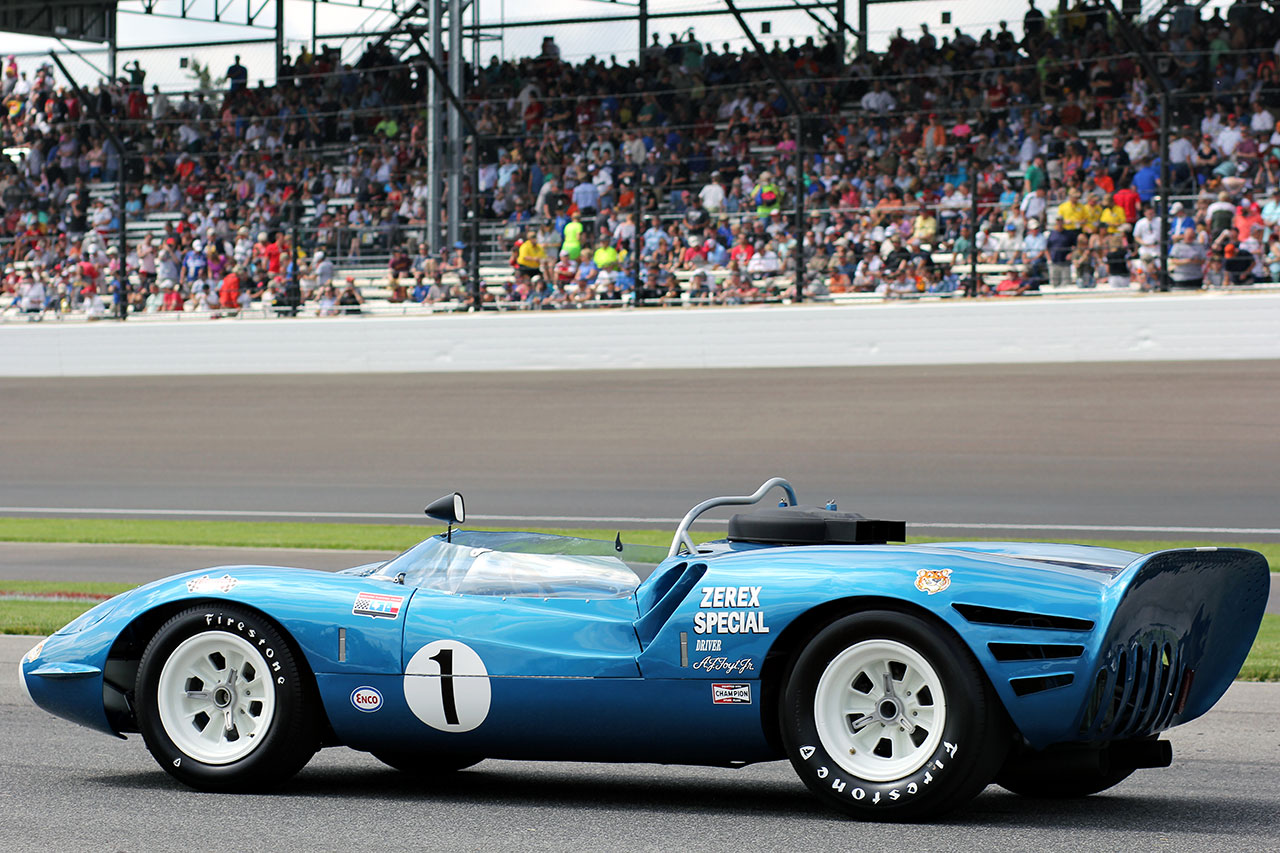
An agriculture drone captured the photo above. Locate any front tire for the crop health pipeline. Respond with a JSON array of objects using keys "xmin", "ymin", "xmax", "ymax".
[
  {"xmin": 136, "ymin": 605, "xmax": 319, "ymax": 791},
  {"xmin": 780, "ymin": 610, "xmax": 1008, "ymax": 820}
]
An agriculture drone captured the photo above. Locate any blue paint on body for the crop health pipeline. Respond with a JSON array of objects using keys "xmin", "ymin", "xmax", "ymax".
[{"xmin": 19, "ymin": 534, "xmax": 1269, "ymax": 760}]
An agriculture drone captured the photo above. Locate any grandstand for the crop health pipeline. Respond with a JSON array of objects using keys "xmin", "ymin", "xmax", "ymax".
[{"xmin": 4, "ymin": 0, "xmax": 1280, "ymax": 322}]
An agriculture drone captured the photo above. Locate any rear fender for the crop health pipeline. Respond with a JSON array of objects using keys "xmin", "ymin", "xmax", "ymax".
[{"xmin": 1079, "ymin": 547, "xmax": 1269, "ymax": 739}]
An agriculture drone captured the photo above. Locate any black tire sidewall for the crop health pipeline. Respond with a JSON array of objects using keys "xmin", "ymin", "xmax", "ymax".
[
  {"xmin": 136, "ymin": 604, "xmax": 313, "ymax": 790},
  {"xmin": 780, "ymin": 610, "xmax": 996, "ymax": 817}
]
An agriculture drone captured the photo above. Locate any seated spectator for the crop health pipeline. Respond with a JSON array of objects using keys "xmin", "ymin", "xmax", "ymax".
[
  {"xmin": 0, "ymin": 8, "xmax": 1275, "ymax": 321},
  {"xmin": 317, "ymin": 285, "xmax": 339, "ymax": 316},
  {"xmin": 686, "ymin": 270, "xmax": 711, "ymax": 303},
  {"xmin": 995, "ymin": 267, "xmax": 1031, "ymax": 296}
]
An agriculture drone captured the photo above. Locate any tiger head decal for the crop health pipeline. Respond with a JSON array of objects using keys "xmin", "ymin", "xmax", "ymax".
[{"xmin": 914, "ymin": 568, "xmax": 953, "ymax": 595}]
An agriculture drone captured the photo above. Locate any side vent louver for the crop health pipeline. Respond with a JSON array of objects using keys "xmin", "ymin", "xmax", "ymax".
[
  {"xmin": 1080, "ymin": 640, "xmax": 1182, "ymax": 737},
  {"xmin": 1009, "ymin": 674, "xmax": 1075, "ymax": 696},
  {"xmin": 988, "ymin": 642, "xmax": 1085, "ymax": 662},
  {"xmin": 953, "ymin": 603, "xmax": 1094, "ymax": 632}
]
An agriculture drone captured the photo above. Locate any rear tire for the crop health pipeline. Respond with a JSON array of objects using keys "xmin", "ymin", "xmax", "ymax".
[
  {"xmin": 136, "ymin": 605, "xmax": 319, "ymax": 791},
  {"xmin": 779, "ymin": 609, "xmax": 1008, "ymax": 820}
]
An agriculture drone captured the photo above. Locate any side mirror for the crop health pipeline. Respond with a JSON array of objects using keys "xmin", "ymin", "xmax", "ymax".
[{"xmin": 424, "ymin": 492, "xmax": 465, "ymax": 525}]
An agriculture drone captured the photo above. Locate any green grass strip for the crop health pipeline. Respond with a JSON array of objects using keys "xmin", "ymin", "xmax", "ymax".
[
  {"xmin": 910, "ymin": 536, "xmax": 1280, "ymax": 573},
  {"xmin": 0, "ymin": 517, "xmax": 1277, "ymax": 570},
  {"xmin": 0, "ymin": 600, "xmax": 103, "ymax": 636},
  {"xmin": 1239, "ymin": 614, "xmax": 1280, "ymax": 681},
  {"xmin": 0, "ymin": 580, "xmax": 135, "ymax": 597},
  {"xmin": 0, "ymin": 518, "xmax": 680, "ymax": 551}
]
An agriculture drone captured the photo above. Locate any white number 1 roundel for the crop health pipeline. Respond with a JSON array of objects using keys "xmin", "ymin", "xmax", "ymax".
[{"xmin": 404, "ymin": 640, "xmax": 491, "ymax": 732}]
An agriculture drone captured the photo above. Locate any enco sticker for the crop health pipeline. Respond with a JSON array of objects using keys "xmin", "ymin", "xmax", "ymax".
[{"xmin": 350, "ymin": 686, "xmax": 383, "ymax": 713}]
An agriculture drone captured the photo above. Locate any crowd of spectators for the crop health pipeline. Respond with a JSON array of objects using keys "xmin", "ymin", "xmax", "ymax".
[{"xmin": 6, "ymin": 1, "xmax": 1280, "ymax": 319}]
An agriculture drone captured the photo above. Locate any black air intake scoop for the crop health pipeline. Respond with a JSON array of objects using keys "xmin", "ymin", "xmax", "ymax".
[{"xmin": 727, "ymin": 505, "xmax": 906, "ymax": 546}]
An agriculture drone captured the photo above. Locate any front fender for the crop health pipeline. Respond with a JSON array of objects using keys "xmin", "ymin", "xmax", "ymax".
[{"xmin": 22, "ymin": 566, "xmax": 412, "ymax": 737}]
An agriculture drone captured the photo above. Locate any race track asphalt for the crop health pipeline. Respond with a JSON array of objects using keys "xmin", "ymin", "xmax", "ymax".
[
  {"xmin": 0, "ymin": 634, "xmax": 1275, "ymax": 853},
  {"xmin": 2, "ymin": 360, "xmax": 1280, "ymax": 536},
  {"xmin": 4, "ymin": 361, "xmax": 1279, "ymax": 850}
]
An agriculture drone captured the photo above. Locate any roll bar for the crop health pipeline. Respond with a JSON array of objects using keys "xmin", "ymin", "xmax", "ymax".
[{"xmin": 668, "ymin": 477, "xmax": 798, "ymax": 558}]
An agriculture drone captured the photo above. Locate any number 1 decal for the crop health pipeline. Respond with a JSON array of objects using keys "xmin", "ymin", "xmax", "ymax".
[
  {"xmin": 404, "ymin": 640, "xmax": 491, "ymax": 732},
  {"xmin": 427, "ymin": 647, "xmax": 459, "ymax": 725}
]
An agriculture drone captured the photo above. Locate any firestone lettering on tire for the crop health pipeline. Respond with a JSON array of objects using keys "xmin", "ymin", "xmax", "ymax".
[
  {"xmin": 202, "ymin": 613, "xmax": 287, "ymax": 685},
  {"xmin": 780, "ymin": 610, "xmax": 1008, "ymax": 817},
  {"xmin": 136, "ymin": 604, "xmax": 320, "ymax": 791}
]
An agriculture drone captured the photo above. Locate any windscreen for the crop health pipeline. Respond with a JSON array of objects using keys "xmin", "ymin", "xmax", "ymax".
[{"xmin": 376, "ymin": 531, "xmax": 663, "ymax": 598}]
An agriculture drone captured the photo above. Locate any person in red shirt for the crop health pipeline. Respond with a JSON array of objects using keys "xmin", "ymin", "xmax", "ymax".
[
  {"xmin": 251, "ymin": 232, "xmax": 270, "ymax": 269},
  {"xmin": 553, "ymin": 251, "xmax": 577, "ymax": 285},
  {"xmin": 729, "ymin": 235, "xmax": 754, "ymax": 264},
  {"xmin": 161, "ymin": 282, "xmax": 185, "ymax": 311},
  {"xmin": 523, "ymin": 98, "xmax": 544, "ymax": 131},
  {"xmin": 1233, "ymin": 201, "xmax": 1264, "ymax": 243},
  {"xmin": 679, "ymin": 237, "xmax": 708, "ymax": 269},
  {"xmin": 1113, "ymin": 184, "xmax": 1141, "ymax": 224},
  {"xmin": 263, "ymin": 235, "xmax": 282, "ymax": 276},
  {"xmin": 219, "ymin": 267, "xmax": 242, "ymax": 316},
  {"xmin": 77, "ymin": 258, "xmax": 99, "ymax": 287},
  {"xmin": 1090, "ymin": 164, "xmax": 1115, "ymax": 195},
  {"xmin": 128, "ymin": 89, "xmax": 147, "ymax": 120}
]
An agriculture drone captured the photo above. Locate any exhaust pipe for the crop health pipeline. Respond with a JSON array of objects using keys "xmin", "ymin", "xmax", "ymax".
[{"xmin": 1112, "ymin": 738, "xmax": 1173, "ymax": 770}]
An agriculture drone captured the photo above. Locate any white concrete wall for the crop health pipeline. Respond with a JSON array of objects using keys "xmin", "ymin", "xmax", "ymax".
[{"xmin": 4, "ymin": 293, "xmax": 1278, "ymax": 377}]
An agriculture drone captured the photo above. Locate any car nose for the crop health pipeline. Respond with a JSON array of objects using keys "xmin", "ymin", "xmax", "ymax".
[
  {"xmin": 16, "ymin": 640, "xmax": 45, "ymax": 706},
  {"xmin": 17, "ymin": 657, "xmax": 33, "ymax": 704}
]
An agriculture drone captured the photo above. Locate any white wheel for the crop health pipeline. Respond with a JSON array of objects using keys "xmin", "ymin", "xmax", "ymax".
[
  {"xmin": 156, "ymin": 631, "xmax": 278, "ymax": 765},
  {"xmin": 138, "ymin": 605, "xmax": 318, "ymax": 790},
  {"xmin": 814, "ymin": 638, "xmax": 947, "ymax": 782},
  {"xmin": 781, "ymin": 610, "xmax": 1008, "ymax": 818}
]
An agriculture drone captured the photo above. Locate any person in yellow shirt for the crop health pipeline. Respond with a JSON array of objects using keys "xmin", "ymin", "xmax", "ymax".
[
  {"xmin": 1081, "ymin": 193, "xmax": 1103, "ymax": 232},
  {"xmin": 1056, "ymin": 188, "xmax": 1087, "ymax": 235},
  {"xmin": 911, "ymin": 205, "xmax": 938, "ymax": 244},
  {"xmin": 562, "ymin": 212, "xmax": 584, "ymax": 260},
  {"xmin": 592, "ymin": 240, "xmax": 619, "ymax": 270},
  {"xmin": 516, "ymin": 229, "xmax": 544, "ymax": 274},
  {"xmin": 1097, "ymin": 193, "xmax": 1127, "ymax": 234}
]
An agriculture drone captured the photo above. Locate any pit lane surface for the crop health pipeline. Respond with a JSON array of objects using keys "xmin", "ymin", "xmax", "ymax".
[
  {"xmin": 0, "ymin": 635, "xmax": 1275, "ymax": 853},
  {"xmin": 3, "ymin": 361, "xmax": 1280, "ymax": 536}
]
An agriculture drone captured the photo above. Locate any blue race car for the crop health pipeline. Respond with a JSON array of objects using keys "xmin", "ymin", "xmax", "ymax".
[{"xmin": 18, "ymin": 479, "xmax": 1269, "ymax": 819}]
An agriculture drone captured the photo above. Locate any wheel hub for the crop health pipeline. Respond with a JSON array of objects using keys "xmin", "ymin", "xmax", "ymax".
[
  {"xmin": 813, "ymin": 638, "xmax": 948, "ymax": 782},
  {"xmin": 155, "ymin": 631, "xmax": 278, "ymax": 765}
]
